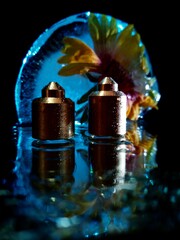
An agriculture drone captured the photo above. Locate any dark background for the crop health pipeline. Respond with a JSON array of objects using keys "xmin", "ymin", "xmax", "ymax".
[
  {"xmin": 1, "ymin": 1, "xmax": 178, "ymax": 178},
  {"xmin": 0, "ymin": 1, "xmax": 179, "ymax": 239}
]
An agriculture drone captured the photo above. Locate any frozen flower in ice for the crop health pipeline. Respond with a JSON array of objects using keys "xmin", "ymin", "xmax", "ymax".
[{"xmin": 57, "ymin": 12, "xmax": 160, "ymax": 122}]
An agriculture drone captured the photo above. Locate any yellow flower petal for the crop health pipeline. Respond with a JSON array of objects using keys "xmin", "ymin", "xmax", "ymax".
[
  {"xmin": 139, "ymin": 135, "xmax": 156, "ymax": 152},
  {"xmin": 127, "ymin": 101, "xmax": 141, "ymax": 121},
  {"xmin": 88, "ymin": 13, "xmax": 118, "ymax": 45},
  {"xmin": 58, "ymin": 37, "xmax": 101, "ymax": 64},
  {"xmin": 114, "ymin": 25, "xmax": 146, "ymax": 73},
  {"xmin": 126, "ymin": 94, "xmax": 158, "ymax": 121},
  {"xmin": 58, "ymin": 62, "xmax": 99, "ymax": 76},
  {"xmin": 125, "ymin": 125, "xmax": 140, "ymax": 146},
  {"xmin": 140, "ymin": 95, "xmax": 158, "ymax": 109}
]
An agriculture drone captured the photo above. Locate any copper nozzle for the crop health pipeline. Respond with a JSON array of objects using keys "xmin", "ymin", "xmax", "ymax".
[
  {"xmin": 32, "ymin": 82, "xmax": 74, "ymax": 140},
  {"xmin": 88, "ymin": 77, "xmax": 127, "ymax": 137}
]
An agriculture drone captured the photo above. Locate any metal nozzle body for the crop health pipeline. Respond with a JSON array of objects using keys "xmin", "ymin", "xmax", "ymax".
[
  {"xmin": 88, "ymin": 77, "xmax": 127, "ymax": 137},
  {"xmin": 32, "ymin": 82, "xmax": 74, "ymax": 140}
]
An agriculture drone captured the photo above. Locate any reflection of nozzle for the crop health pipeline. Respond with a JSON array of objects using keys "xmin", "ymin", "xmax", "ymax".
[
  {"xmin": 89, "ymin": 141, "xmax": 126, "ymax": 187},
  {"xmin": 31, "ymin": 141, "xmax": 75, "ymax": 191},
  {"xmin": 32, "ymin": 82, "xmax": 75, "ymax": 140}
]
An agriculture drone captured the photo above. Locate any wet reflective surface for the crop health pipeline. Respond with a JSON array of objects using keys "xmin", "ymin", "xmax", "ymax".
[{"xmin": 1, "ymin": 122, "xmax": 179, "ymax": 239}]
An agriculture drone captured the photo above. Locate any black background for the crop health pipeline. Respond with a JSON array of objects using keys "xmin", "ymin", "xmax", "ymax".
[
  {"xmin": 1, "ymin": 1, "xmax": 178, "ymax": 177},
  {"xmin": 0, "ymin": 1, "xmax": 179, "ymax": 239}
]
